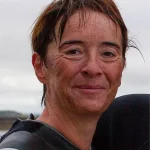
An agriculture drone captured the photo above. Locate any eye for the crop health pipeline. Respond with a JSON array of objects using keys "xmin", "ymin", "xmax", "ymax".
[
  {"xmin": 63, "ymin": 48, "xmax": 84, "ymax": 60},
  {"xmin": 100, "ymin": 50, "xmax": 118, "ymax": 62},
  {"xmin": 65, "ymin": 49, "xmax": 82, "ymax": 55},
  {"xmin": 102, "ymin": 51, "xmax": 116, "ymax": 57}
]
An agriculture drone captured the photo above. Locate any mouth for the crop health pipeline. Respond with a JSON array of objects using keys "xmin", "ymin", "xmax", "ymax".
[
  {"xmin": 75, "ymin": 85, "xmax": 105, "ymax": 89},
  {"xmin": 74, "ymin": 85, "xmax": 106, "ymax": 94}
]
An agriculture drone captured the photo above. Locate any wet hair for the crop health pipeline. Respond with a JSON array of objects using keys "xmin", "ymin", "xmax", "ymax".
[{"xmin": 31, "ymin": 0, "xmax": 129, "ymax": 105}]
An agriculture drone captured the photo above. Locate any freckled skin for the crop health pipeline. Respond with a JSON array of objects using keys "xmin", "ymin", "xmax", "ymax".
[{"xmin": 44, "ymin": 10, "xmax": 124, "ymax": 116}]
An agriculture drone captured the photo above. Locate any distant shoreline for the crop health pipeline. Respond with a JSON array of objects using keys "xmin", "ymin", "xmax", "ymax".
[{"xmin": 0, "ymin": 111, "xmax": 39, "ymax": 130}]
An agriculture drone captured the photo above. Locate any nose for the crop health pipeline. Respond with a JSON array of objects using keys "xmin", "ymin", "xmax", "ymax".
[{"xmin": 81, "ymin": 56, "xmax": 103, "ymax": 77}]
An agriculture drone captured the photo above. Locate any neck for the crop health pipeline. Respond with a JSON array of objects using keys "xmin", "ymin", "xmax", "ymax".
[{"xmin": 37, "ymin": 104, "xmax": 100, "ymax": 150}]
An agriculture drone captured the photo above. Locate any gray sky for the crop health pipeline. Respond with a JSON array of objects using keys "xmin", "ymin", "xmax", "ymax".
[{"xmin": 0, "ymin": 0, "xmax": 149, "ymax": 114}]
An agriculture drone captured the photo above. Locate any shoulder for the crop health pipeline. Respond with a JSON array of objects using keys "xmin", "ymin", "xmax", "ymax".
[
  {"xmin": 1, "ymin": 148, "xmax": 18, "ymax": 150},
  {"xmin": 0, "ymin": 130, "xmax": 40, "ymax": 150},
  {"xmin": 0, "ymin": 118, "xmax": 45, "ymax": 150},
  {"xmin": 0, "ymin": 119, "xmax": 57, "ymax": 150}
]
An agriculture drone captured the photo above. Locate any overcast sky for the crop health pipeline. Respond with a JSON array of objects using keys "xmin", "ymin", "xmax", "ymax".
[{"xmin": 0, "ymin": 0, "xmax": 149, "ymax": 114}]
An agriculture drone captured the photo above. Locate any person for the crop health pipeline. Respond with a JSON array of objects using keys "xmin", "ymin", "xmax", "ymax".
[
  {"xmin": 0, "ymin": 0, "xmax": 131, "ymax": 149},
  {"xmin": 93, "ymin": 94, "xmax": 150, "ymax": 150}
]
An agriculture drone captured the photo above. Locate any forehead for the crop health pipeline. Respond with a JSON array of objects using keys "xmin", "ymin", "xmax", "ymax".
[
  {"xmin": 66, "ymin": 10, "xmax": 120, "ymax": 39},
  {"xmin": 67, "ymin": 9, "xmax": 114, "ymax": 28},
  {"xmin": 55, "ymin": 9, "xmax": 122, "ymax": 49}
]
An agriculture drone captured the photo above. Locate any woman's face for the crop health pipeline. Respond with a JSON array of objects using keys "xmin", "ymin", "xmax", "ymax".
[{"xmin": 42, "ymin": 9, "xmax": 124, "ymax": 115}]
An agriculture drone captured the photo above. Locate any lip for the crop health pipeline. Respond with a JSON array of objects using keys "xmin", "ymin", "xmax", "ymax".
[
  {"xmin": 74, "ymin": 85, "xmax": 105, "ymax": 94},
  {"xmin": 75, "ymin": 85, "xmax": 105, "ymax": 89}
]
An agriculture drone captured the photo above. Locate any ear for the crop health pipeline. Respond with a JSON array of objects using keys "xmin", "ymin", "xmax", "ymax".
[{"xmin": 32, "ymin": 52, "xmax": 48, "ymax": 84}]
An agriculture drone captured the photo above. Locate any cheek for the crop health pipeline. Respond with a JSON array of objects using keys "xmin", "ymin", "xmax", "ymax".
[
  {"xmin": 104, "ymin": 62, "xmax": 124, "ymax": 87},
  {"xmin": 51, "ymin": 59, "xmax": 83, "ymax": 84}
]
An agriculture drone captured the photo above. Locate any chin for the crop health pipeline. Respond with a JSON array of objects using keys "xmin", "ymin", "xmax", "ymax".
[
  {"xmin": 73, "ymin": 98, "xmax": 111, "ymax": 116},
  {"xmin": 68, "ymin": 90, "xmax": 116, "ymax": 115}
]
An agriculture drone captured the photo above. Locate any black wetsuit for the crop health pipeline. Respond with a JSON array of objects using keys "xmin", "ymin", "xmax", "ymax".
[
  {"xmin": 93, "ymin": 94, "xmax": 150, "ymax": 150},
  {"xmin": 0, "ymin": 114, "xmax": 95, "ymax": 150}
]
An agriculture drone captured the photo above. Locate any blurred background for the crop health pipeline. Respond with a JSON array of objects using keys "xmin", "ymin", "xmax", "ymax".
[{"xmin": 0, "ymin": 0, "xmax": 150, "ymax": 134}]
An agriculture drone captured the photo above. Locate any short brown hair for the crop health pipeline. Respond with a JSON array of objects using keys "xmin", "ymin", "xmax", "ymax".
[{"xmin": 31, "ymin": 0, "xmax": 128, "ymax": 104}]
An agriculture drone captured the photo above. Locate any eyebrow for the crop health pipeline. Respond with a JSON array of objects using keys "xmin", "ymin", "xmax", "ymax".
[
  {"xmin": 102, "ymin": 41, "xmax": 121, "ymax": 50},
  {"xmin": 59, "ymin": 40, "xmax": 121, "ymax": 50},
  {"xmin": 59, "ymin": 40, "xmax": 83, "ymax": 49}
]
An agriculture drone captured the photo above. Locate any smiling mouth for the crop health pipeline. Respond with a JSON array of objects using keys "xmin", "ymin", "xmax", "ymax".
[
  {"xmin": 75, "ymin": 85, "xmax": 105, "ymax": 89},
  {"xmin": 74, "ymin": 85, "xmax": 105, "ymax": 93}
]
